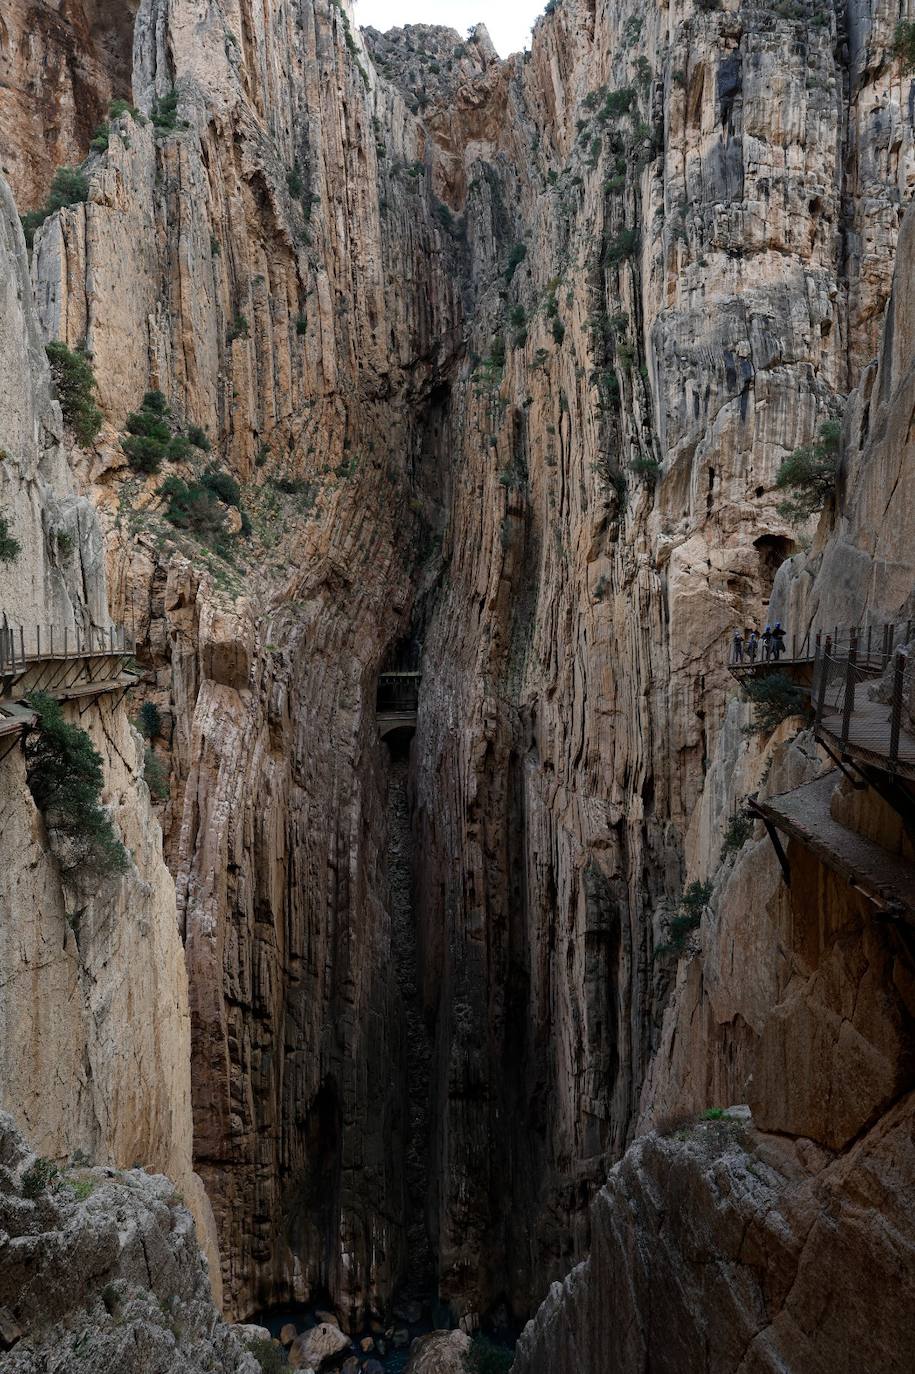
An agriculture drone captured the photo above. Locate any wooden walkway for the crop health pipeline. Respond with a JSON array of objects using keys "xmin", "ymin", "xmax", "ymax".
[
  {"xmin": 819, "ymin": 700, "xmax": 915, "ymax": 783},
  {"xmin": 753, "ymin": 773, "xmax": 915, "ymax": 922}
]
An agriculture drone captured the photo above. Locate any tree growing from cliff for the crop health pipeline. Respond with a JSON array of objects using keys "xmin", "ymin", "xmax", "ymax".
[
  {"xmin": 20, "ymin": 166, "xmax": 89, "ymax": 248},
  {"xmin": 25, "ymin": 692, "xmax": 129, "ymax": 877},
  {"xmin": 893, "ymin": 21, "xmax": 915, "ymax": 72},
  {"xmin": 774, "ymin": 419, "xmax": 841, "ymax": 523},
  {"xmin": 45, "ymin": 342, "xmax": 103, "ymax": 447},
  {"xmin": 741, "ymin": 673, "xmax": 811, "ymax": 734},
  {"xmin": 0, "ymin": 512, "xmax": 21, "ymax": 563}
]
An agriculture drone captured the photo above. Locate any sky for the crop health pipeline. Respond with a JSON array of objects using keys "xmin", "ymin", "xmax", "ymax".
[{"xmin": 353, "ymin": 1, "xmax": 546, "ymax": 58}]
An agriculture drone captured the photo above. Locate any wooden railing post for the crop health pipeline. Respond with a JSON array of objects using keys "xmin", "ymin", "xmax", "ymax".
[
  {"xmin": 816, "ymin": 635, "xmax": 831, "ymax": 724},
  {"xmin": 888, "ymin": 651, "xmax": 905, "ymax": 777},
  {"xmin": 841, "ymin": 628, "xmax": 858, "ymax": 745},
  {"xmin": 882, "ymin": 623, "xmax": 891, "ymax": 669}
]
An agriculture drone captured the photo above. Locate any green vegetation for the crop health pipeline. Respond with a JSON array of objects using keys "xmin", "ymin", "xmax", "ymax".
[
  {"xmin": 122, "ymin": 391, "xmax": 191, "ymax": 475},
  {"xmin": 721, "ymin": 807, "xmax": 754, "ymax": 857},
  {"xmin": 201, "ymin": 463, "xmax": 241, "ymax": 508},
  {"xmin": 25, "ymin": 692, "xmax": 129, "ymax": 877},
  {"xmin": 45, "ymin": 342, "xmax": 103, "ymax": 446},
  {"xmin": 893, "ymin": 20, "xmax": 915, "ymax": 72},
  {"xmin": 22, "ymin": 1156, "xmax": 60, "ymax": 1199},
  {"xmin": 20, "ymin": 166, "xmax": 89, "ymax": 248},
  {"xmin": 227, "ymin": 312, "xmax": 250, "ymax": 343},
  {"xmin": 248, "ymin": 1338, "xmax": 288, "ymax": 1373},
  {"xmin": 702, "ymin": 1107, "xmax": 726, "ymax": 1120},
  {"xmin": 287, "ymin": 164, "xmax": 304, "ymax": 197},
  {"xmin": 465, "ymin": 1335, "xmax": 514, "ymax": 1374},
  {"xmin": 150, "ymin": 88, "xmax": 183, "ymax": 131},
  {"xmin": 630, "ymin": 455, "xmax": 661, "ymax": 484},
  {"xmin": 295, "ymin": 314, "xmax": 308, "ymax": 336},
  {"xmin": 605, "ymin": 228, "xmax": 639, "ymax": 264},
  {"xmin": 552, "ymin": 317, "xmax": 566, "ymax": 345},
  {"xmin": 144, "ymin": 748, "xmax": 170, "ymax": 801},
  {"xmin": 187, "ymin": 424, "xmax": 211, "ymax": 452},
  {"xmin": 67, "ymin": 1177, "xmax": 96, "ymax": 1201},
  {"xmin": 137, "ymin": 701, "xmax": 162, "ymax": 741},
  {"xmin": 0, "ymin": 512, "xmax": 21, "ymax": 563},
  {"xmin": 158, "ymin": 474, "xmax": 230, "ymax": 542},
  {"xmin": 742, "ymin": 672, "xmax": 810, "ymax": 734},
  {"xmin": 656, "ymin": 880, "xmax": 713, "ymax": 959},
  {"xmin": 602, "ymin": 86, "xmax": 636, "ymax": 117},
  {"xmin": 504, "ymin": 242, "xmax": 527, "ymax": 284},
  {"xmin": 775, "ymin": 419, "xmax": 841, "ymax": 523}
]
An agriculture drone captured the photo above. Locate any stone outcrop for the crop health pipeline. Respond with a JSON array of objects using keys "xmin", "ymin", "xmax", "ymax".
[
  {"xmin": 0, "ymin": 0, "xmax": 913, "ymax": 1356},
  {"xmin": 0, "ymin": 1111, "xmax": 255, "ymax": 1372},
  {"xmin": 514, "ymin": 1105, "xmax": 915, "ymax": 1373}
]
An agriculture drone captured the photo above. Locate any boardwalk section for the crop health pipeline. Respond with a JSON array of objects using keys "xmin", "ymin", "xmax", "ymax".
[
  {"xmin": 751, "ymin": 773, "xmax": 915, "ymax": 923},
  {"xmin": 0, "ymin": 621, "xmax": 137, "ymax": 758}
]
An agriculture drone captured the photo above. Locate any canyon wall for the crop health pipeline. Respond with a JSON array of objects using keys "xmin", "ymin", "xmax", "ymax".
[
  {"xmin": 1, "ymin": 0, "xmax": 913, "ymax": 1349},
  {"xmin": 0, "ymin": 173, "xmax": 220, "ymax": 1297}
]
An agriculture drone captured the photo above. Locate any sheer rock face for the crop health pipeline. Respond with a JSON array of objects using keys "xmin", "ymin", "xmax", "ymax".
[
  {"xmin": 0, "ymin": 0, "xmax": 138, "ymax": 210},
  {"xmin": 3, "ymin": 0, "xmax": 914, "ymax": 1344},
  {"xmin": 0, "ymin": 173, "xmax": 220, "ymax": 1304}
]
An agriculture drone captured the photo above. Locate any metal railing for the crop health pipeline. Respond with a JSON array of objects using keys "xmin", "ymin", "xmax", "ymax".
[
  {"xmin": 813, "ymin": 629, "xmax": 913, "ymax": 779},
  {"xmin": 729, "ymin": 618, "xmax": 913, "ymax": 668},
  {"xmin": 0, "ymin": 623, "xmax": 135, "ymax": 676},
  {"xmin": 377, "ymin": 672, "xmax": 421, "ymax": 714}
]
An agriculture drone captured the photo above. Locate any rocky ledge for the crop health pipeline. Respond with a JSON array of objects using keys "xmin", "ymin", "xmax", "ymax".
[
  {"xmin": 0, "ymin": 1113, "xmax": 255, "ymax": 1374},
  {"xmin": 513, "ymin": 1100, "xmax": 915, "ymax": 1374}
]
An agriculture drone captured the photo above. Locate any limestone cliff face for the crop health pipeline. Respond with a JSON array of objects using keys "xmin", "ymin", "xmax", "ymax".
[
  {"xmin": 0, "ymin": 174, "xmax": 220, "ymax": 1301},
  {"xmin": 2, "ymin": 0, "xmax": 914, "ymax": 1348},
  {"xmin": 0, "ymin": 0, "xmax": 138, "ymax": 210}
]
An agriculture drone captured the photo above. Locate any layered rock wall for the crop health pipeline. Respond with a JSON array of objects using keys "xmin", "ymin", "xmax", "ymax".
[{"xmin": 0, "ymin": 173, "xmax": 219, "ymax": 1300}]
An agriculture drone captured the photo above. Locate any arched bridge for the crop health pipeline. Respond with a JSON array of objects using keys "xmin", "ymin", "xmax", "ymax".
[{"xmin": 377, "ymin": 641, "xmax": 421, "ymax": 742}]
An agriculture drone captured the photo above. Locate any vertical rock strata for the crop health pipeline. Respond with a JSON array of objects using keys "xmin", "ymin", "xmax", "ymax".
[
  {"xmin": 0, "ymin": 0, "xmax": 912, "ymax": 1349},
  {"xmin": 0, "ymin": 176, "xmax": 220, "ymax": 1298}
]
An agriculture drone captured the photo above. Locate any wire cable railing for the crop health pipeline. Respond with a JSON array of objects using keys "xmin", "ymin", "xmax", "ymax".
[{"xmin": 813, "ymin": 629, "xmax": 913, "ymax": 780}]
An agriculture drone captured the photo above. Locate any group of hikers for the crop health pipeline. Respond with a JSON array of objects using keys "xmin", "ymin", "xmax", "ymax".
[{"xmin": 731, "ymin": 622, "xmax": 787, "ymax": 664}]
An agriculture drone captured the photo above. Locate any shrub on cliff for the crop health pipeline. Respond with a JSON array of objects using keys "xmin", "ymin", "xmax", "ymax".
[
  {"xmin": 201, "ymin": 463, "xmax": 241, "ymax": 508},
  {"xmin": 122, "ymin": 392, "xmax": 191, "ymax": 474},
  {"xmin": 0, "ymin": 512, "xmax": 21, "ymax": 563},
  {"xmin": 775, "ymin": 418, "xmax": 841, "ymax": 523},
  {"xmin": 45, "ymin": 342, "xmax": 103, "ymax": 446},
  {"xmin": 143, "ymin": 748, "xmax": 170, "ymax": 801},
  {"xmin": 721, "ymin": 806, "xmax": 754, "ymax": 858},
  {"xmin": 137, "ymin": 701, "xmax": 162, "ymax": 741},
  {"xmin": 655, "ymin": 880, "xmax": 713, "ymax": 959},
  {"xmin": 894, "ymin": 21, "xmax": 915, "ymax": 71},
  {"xmin": 465, "ymin": 1335, "xmax": 514, "ymax": 1374},
  {"xmin": 742, "ymin": 672, "xmax": 810, "ymax": 734},
  {"xmin": 25, "ymin": 692, "xmax": 129, "ymax": 877},
  {"xmin": 20, "ymin": 166, "xmax": 90, "ymax": 247},
  {"xmin": 158, "ymin": 474, "xmax": 228, "ymax": 542}
]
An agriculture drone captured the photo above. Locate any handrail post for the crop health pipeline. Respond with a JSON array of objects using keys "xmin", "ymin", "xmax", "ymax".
[
  {"xmin": 882, "ymin": 623, "xmax": 891, "ymax": 669},
  {"xmin": 19, "ymin": 626, "xmax": 24, "ymax": 663},
  {"xmin": 866, "ymin": 623, "xmax": 872, "ymax": 661},
  {"xmin": 816, "ymin": 635, "xmax": 831, "ymax": 725},
  {"xmin": 841, "ymin": 628, "xmax": 858, "ymax": 746},
  {"xmin": 888, "ymin": 651, "xmax": 905, "ymax": 777},
  {"xmin": 64, "ymin": 626, "xmax": 68, "ymax": 656},
  {"xmin": 50, "ymin": 626, "xmax": 54, "ymax": 657},
  {"xmin": 36, "ymin": 625, "xmax": 41, "ymax": 659},
  {"xmin": 791, "ymin": 630, "xmax": 797, "ymax": 660}
]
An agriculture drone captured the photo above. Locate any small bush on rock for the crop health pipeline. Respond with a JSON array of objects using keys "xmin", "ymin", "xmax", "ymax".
[
  {"xmin": 0, "ymin": 512, "xmax": 21, "ymax": 563},
  {"xmin": 122, "ymin": 392, "xmax": 191, "ymax": 474},
  {"xmin": 655, "ymin": 880, "xmax": 713, "ymax": 959},
  {"xmin": 248, "ymin": 1338, "xmax": 287, "ymax": 1372},
  {"xmin": 137, "ymin": 701, "xmax": 162, "ymax": 740},
  {"xmin": 893, "ymin": 20, "xmax": 915, "ymax": 70},
  {"xmin": 158, "ymin": 475, "xmax": 228, "ymax": 542},
  {"xmin": 21, "ymin": 166, "xmax": 90, "ymax": 247},
  {"xmin": 201, "ymin": 463, "xmax": 241, "ymax": 508},
  {"xmin": 143, "ymin": 748, "xmax": 170, "ymax": 801},
  {"xmin": 25, "ymin": 692, "xmax": 129, "ymax": 877},
  {"xmin": 721, "ymin": 806, "xmax": 754, "ymax": 857},
  {"xmin": 22, "ymin": 1157, "xmax": 60, "ymax": 1198},
  {"xmin": 46, "ymin": 342, "xmax": 103, "ymax": 446}
]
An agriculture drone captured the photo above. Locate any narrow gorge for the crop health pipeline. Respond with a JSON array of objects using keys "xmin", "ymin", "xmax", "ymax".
[{"xmin": 0, "ymin": 0, "xmax": 913, "ymax": 1371}]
